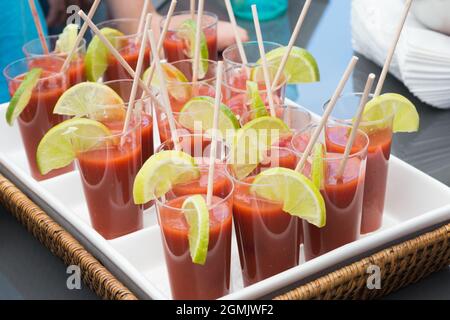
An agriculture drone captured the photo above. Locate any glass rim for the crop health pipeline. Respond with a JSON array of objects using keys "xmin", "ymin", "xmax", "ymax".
[
  {"xmin": 291, "ymin": 123, "xmax": 370, "ymax": 161},
  {"xmin": 3, "ymin": 56, "xmax": 67, "ymax": 83},
  {"xmin": 166, "ymin": 58, "xmax": 218, "ymax": 84},
  {"xmin": 22, "ymin": 36, "xmax": 87, "ymax": 55},
  {"xmin": 96, "ymin": 18, "xmax": 143, "ymax": 39},
  {"xmin": 222, "ymin": 40, "xmax": 283, "ymax": 67},
  {"xmin": 153, "ymin": 166, "xmax": 235, "ymax": 213},
  {"xmin": 222, "ymin": 65, "xmax": 288, "ymax": 94},
  {"xmin": 240, "ymin": 104, "xmax": 312, "ymax": 126},
  {"xmin": 161, "ymin": 10, "xmax": 219, "ymax": 32},
  {"xmin": 325, "ymin": 92, "xmax": 395, "ymax": 126},
  {"xmin": 71, "ymin": 107, "xmax": 142, "ymax": 140}
]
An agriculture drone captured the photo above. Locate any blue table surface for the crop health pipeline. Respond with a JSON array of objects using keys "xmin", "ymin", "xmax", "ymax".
[{"xmin": 1, "ymin": 0, "xmax": 449, "ymax": 300}]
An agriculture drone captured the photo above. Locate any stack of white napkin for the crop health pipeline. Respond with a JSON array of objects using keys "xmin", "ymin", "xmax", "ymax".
[{"xmin": 352, "ymin": 0, "xmax": 450, "ymax": 109}]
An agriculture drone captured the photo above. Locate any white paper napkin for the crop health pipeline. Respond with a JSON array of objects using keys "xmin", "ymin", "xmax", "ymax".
[{"xmin": 351, "ymin": 0, "xmax": 450, "ymax": 109}]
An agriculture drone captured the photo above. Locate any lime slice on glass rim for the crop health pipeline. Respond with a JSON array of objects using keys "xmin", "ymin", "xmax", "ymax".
[
  {"xmin": 85, "ymin": 27, "xmax": 125, "ymax": 82},
  {"xmin": 230, "ymin": 116, "xmax": 291, "ymax": 179},
  {"xmin": 182, "ymin": 194, "xmax": 209, "ymax": 265},
  {"xmin": 178, "ymin": 96, "xmax": 239, "ymax": 139},
  {"xmin": 362, "ymin": 93, "xmax": 419, "ymax": 133},
  {"xmin": 36, "ymin": 118, "xmax": 112, "ymax": 175},
  {"xmin": 253, "ymin": 46, "xmax": 320, "ymax": 84},
  {"xmin": 311, "ymin": 142, "xmax": 325, "ymax": 190},
  {"xmin": 246, "ymin": 80, "xmax": 269, "ymax": 118},
  {"xmin": 133, "ymin": 150, "xmax": 200, "ymax": 204},
  {"xmin": 143, "ymin": 62, "xmax": 190, "ymax": 101},
  {"xmin": 55, "ymin": 24, "xmax": 79, "ymax": 54},
  {"xmin": 53, "ymin": 82, "xmax": 125, "ymax": 119},
  {"xmin": 251, "ymin": 167, "xmax": 326, "ymax": 227},
  {"xmin": 6, "ymin": 68, "xmax": 42, "ymax": 126},
  {"xmin": 176, "ymin": 19, "xmax": 209, "ymax": 78}
]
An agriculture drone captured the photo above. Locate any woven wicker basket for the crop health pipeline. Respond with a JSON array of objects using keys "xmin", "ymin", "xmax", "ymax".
[{"xmin": 1, "ymin": 174, "xmax": 448, "ymax": 300}]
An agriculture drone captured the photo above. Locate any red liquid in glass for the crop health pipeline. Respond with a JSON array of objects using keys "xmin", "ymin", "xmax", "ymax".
[
  {"xmin": 359, "ymin": 128, "xmax": 392, "ymax": 233},
  {"xmin": 67, "ymin": 57, "xmax": 86, "ymax": 86},
  {"xmin": 9, "ymin": 69, "xmax": 73, "ymax": 181},
  {"xmin": 233, "ymin": 176, "xmax": 299, "ymax": 286},
  {"xmin": 141, "ymin": 113, "xmax": 154, "ymax": 163},
  {"xmin": 104, "ymin": 39, "xmax": 151, "ymax": 82},
  {"xmin": 76, "ymin": 120, "xmax": 143, "ymax": 240},
  {"xmin": 163, "ymin": 28, "xmax": 218, "ymax": 63},
  {"xmin": 159, "ymin": 171, "xmax": 232, "ymax": 299},
  {"xmin": 302, "ymin": 127, "xmax": 366, "ymax": 260}
]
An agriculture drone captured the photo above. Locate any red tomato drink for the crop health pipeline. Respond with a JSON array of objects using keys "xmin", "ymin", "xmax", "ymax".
[
  {"xmin": 141, "ymin": 113, "xmax": 154, "ymax": 163},
  {"xmin": 295, "ymin": 126, "xmax": 368, "ymax": 260},
  {"xmin": 66, "ymin": 57, "xmax": 86, "ymax": 86},
  {"xmin": 76, "ymin": 115, "xmax": 143, "ymax": 240},
  {"xmin": 360, "ymin": 127, "xmax": 392, "ymax": 234},
  {"xmin": 156, "ymin": 167, "xmax": 233, "ymax": 300},
  {"xmin": 162, "ymin": 11, "xmax": 218, "ymax": 63},
  {"xmin": 233, "ymin": 176, "xmax": 299, "ymax": 286},
  {"xmin": 158, "ymin": 195, "xmax": 232, "ymax": 300},
  {"xmin": 5, "ymin": 57, "xmax": 73, "ymax": 181}
]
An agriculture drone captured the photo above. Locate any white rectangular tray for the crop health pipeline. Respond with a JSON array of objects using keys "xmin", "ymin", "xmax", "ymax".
[{"xmin": 1, "ymin": 101, "xmax": 449, "ymax": 300}]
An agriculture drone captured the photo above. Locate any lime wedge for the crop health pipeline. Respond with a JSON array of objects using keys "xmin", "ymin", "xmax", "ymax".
[
  {"xmin": 53, "ymin": 82, "xmax": 125, "ymax": 119},
  {"xmin": 178, "ymin": 96, "xmax": 240, "ymax": 138},
  {"xmin": 6, "ymin": 68, "xmax": 42, "ymax": 126},
  {"xmin": 246, "ymin": 81, "xmax": 269, "ymax": 118},
  {"xmin": 176, "ymin": 19, "xmax": 209, "ymax": 78},
  {"xmin": 55, "ymin": 24, "xmax": 79, "ymax": 54},
  {"xmin": 230, "ymin": 116, "xmax": 291, "ymax": 179},
  {"xmin": 133, "ymin": 150, "xmax": 200, "ymax": 204},
  {"xmin": 253, "ymin": 46, "xmax": 320, "ymax": 84},
  {"xmin": 182, "ymin": 194, "xmax": 209, "ymax": 265},
  {"xmin": 85, "ymin": 27, "xmax": 125, "ymax": 82},
  {"xmin": 143, "ymin": 62, "xmax": 190, "ymax": 101},
  {"xmin": 362, "ymin": 93, "xmax": 419, "ymax": 133},
  {"xmin": 251, "ymin": 167, "xmax": 326, "ymax": 227},
  {"xmin": 36, "ymin": 118, "xmax": 112, "ymax": 175},
  {"xmin": 311, "ymin": 143, "xmax": 325, "ymax": 189}
]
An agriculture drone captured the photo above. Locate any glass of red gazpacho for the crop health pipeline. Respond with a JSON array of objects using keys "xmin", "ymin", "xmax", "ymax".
[
  {"xmin": 160, "ymin": 10, "xmax": 218, "ymax": 63},
  {"xmin": 74, "ymin": 104, "xmax": 144, "ymax": 240},
  {"xmin": 154, "ymin": 135, "xmax": 233, "ymax": 300},
  {"xmin": 3, "ymin": 56, "xmax": 72, "ymax": 181},
  {"xmin": 292, "ymin": 124, "xmax": 369, "ymax": 260},
  {"xmin": 95, "ymin": 18, "xmax": 151, "ymax": 82},
  {"xmin": 22, "ymin": 35, "xmax": 87, "ymax": 86},
  {"xmin": 326, "ymin": 93, "xmax": 394, "ymax": 234},
  {"xmin": 228, "ymin": 146, "xmax": 301, "ymax": 286}
]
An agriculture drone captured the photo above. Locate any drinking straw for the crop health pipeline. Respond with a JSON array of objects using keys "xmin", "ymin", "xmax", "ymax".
[
  {"xmin": 78, "ymin": 10, "xmax": 163, "ymax": 112},
  {"xmin": 251, "ymin": 5, "xmax": 275, "ymax": 117},
  {"xmin": 190, "ymin": 0, "xmax": 195, "ymax": 20},
  {"xmin": 206, "ymin": 61, "xmax": 224, "ymax": 206},
  {"xmin": 148, "ymin": 29, "xmax": 181, "ymax": 151},
  {"xmin": 141, "ymin": 0, "xmax": 178, "ymax": 99},
  {"xmin": 122, "ymin": 14, "xmax": 151, "ymax": 135},
  {"xmin": 135, "ymin": 0, "xmax": 150, "ymax": 45},
  {"xmin": 295, "ymin": 56, "xmax": 359, "ymax": 172},
  {"xmin": 373, "ymin": 0, "xmax": 412, "ymax": 97},
  {"xmin": 28, "ymin": 0, "xmax": 49, "ymax": 54},
  {"xmin": 271, "ymin": 0, "xmax": 312, "ymax": 90},
  {"xmin": 61, "ymin": 0, "xmax": 101, "ymax": 71},
  {"xmin": 335, "ymin": 73, "xmax": 375, "ymax": 178},
  {"xmin": 224, "ymin": 0, "xmax": 249, "ymax": 69},
  {"xmin": 192, "ymin": 0, "xmax": 205, "ymax": 83}
]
